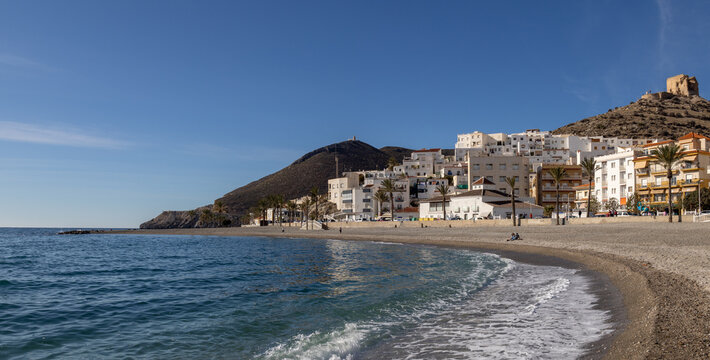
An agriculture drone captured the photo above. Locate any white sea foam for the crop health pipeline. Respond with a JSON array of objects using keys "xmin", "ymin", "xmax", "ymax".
[
  {"xmin": 262, "ymin": 322, "xmax": 369, "ymax": 360},
  {"xmin": 367, "ymin": 263, "xmax": 612, "ymax": 359},
  {"xmin": 262, "ymin": 252, "xmax": 611, "ymax": 360}
]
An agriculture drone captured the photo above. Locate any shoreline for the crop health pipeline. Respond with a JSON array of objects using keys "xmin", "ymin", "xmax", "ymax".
[{"xmin": 108, "ymin": 224, "xmax": 710, "ymax": 359}]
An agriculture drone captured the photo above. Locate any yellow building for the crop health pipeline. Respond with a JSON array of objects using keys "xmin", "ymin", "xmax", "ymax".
[{"xmin": 634, "ymin": 133, "xmax": 710, "ymax": 210}]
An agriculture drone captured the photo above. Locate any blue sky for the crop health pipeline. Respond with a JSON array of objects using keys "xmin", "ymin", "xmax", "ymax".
[{"xmin": 1, "ymin": 0, "xmax": 708, "ymax": 227}]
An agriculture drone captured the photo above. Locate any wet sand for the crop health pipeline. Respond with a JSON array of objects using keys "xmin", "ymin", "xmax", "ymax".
[{"xmin": 110, "ymin": 222, "xmax": 710, "ymax": 359}]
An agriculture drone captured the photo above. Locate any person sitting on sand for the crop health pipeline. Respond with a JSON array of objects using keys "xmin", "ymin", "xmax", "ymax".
[
  {"xmin": 515, "ymin": 233, "xmax": 521, "ymax": 240},
  {"xmin": 507, "ymin": 233, "xmax": 517, "ymax": 241}
]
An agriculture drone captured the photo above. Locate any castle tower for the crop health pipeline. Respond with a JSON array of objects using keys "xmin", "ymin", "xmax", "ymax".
[{"xmin": 666, "ymin": 74, "xmax": 699, "ymax": 96}]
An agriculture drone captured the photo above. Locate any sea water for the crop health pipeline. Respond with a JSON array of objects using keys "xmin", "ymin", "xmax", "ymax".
[{"xmin": 0, "ymin": 228, "xmax": 612, "ymax": 359}]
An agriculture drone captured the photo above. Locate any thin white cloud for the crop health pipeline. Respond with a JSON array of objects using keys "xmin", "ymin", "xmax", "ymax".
[
  {"xmin": 656, "ymin": 0, "xmax": 673, "ymax": 70},
  {"xmin": 0, "ymin": 121, "xmax": 129, "ymax": 149},
  {"xmin": 0, "ymin": 54, "xmax": 54, "ymax": 72}
]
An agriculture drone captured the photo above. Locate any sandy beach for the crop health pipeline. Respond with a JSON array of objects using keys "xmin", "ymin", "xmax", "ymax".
[{"xmin": 111, "ymin": 222, "xmax": 710, "ymax": 359}]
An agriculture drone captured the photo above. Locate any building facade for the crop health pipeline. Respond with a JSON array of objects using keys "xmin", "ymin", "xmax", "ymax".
[
  {"xmin": 532, "ymin": 164, "xmax": 584, "ymax": 209},
  {"xmin": 593, "ymin": 148, "xmax": 643, "ymax": 210},
  {"xmin": 634, "ymin": 133, "xmax": 710, "ymax": 210},
  {"xmin": 419, "ymin": 179, "xmax": 542, "ymax": 220}
]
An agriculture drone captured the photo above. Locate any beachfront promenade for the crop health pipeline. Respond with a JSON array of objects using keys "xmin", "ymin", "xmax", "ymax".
[{"xmin": 115, "ymin": 221, "xmax": 710, "ymax": 359}]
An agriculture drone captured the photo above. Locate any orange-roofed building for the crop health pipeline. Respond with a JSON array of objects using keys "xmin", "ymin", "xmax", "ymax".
[{"xmin": 634, "ymin": 132, "xmax": 710, "ymax": 211}]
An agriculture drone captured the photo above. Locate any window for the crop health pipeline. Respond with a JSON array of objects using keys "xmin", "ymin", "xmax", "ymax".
[
  {"xmin": 472, "ymin": 164, "xmax": 480, "ymax": 170},
  {"xmin": 499, "ymin": 164, "xmax": 506, "ymax": 170},
  {"xmin": 611, "ymin": 188, "xmax": 616, "ymax": 194},
  {"xmin": 596, "ymin": 177, "xmax": 600, "ymax": 183},
  {"xmin": 611, "ymin": 175, "xmax": 616, "ymax": 181},
  {"xmin": 655, "ymin": 178, "xmax": 662, "ymax": 186},
  {"xmin": 611, "ymin": 162, "xmax": 615, "ymax": 168},
  {"xmin": 512, "ymin": 164, "xmax": 519, "ymax": 170},
  {"xmin": 486, "ymin": 164, "xmax": 493, "ymax": 170},
  {"xmin": 686, "ymin": 174, "xmax": 693, "ymax": 181},
  {"xmin": 642, "ymin": 179, "xmax": 647, "ymax": 186},
  {"xmin": 499, "ymin": 176, "xmax": 507, "ymax": 182},
  {"xmin": 514, "ymin": 176, "xmax": 519, "ymax": 182},
  {"xmin": 485, "ymin": 176, "xmax": 494, "ymax": 182}
]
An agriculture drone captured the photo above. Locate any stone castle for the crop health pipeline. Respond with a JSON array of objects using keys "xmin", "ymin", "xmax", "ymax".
[{"xmin": 642, "ymin": 74, "xmax": 700, "ymax": 100}]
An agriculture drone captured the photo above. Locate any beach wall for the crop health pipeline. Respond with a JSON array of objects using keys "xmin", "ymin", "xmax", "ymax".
[{"xmin": 329, "ymin": 216, "xmax": 669, "ymax": 229}]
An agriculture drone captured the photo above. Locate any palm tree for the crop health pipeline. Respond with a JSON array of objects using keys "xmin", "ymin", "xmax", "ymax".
[
  {"xmin": 505, "ymin": 177, "xmax": 517, "ymax": 226},
  {"xmin": 650, "ymin": 143, "xmax": 685, "ymax": 223},
  {"xmin": 373, "ymin": 189, "xmax": 389, "ymax": 217},
  {"xmin": 258, "ymin": 198, "xmax": 270, "ymax": 225},
  {"xmin": 309, "ymin": 186, "xmax": 320, "ymax": 223},
  {"xmin": 298, "ymin": 199, "xmax": 311, "ymax": 229},
  {"xmin": 435, "ymin": 184, "xmax": 451, "ymax": 220},
  {"xmin": 580, "ymin": 157, "xmax": 596, "ymax": 218},
  {"xmin": 381, "ymin": 179, "xmax": 397, "ymax": 221},
  {"xmin": 274, "ymin": 194, "xmax": 285, "ymax": 226},
  {"xmin": 548, "ymin": 167, "xmax": 568, "ymax": 225},
  {"xmin": 285, "ymin": 201, "xmax": 297, "ymax": 226},
  {"xmin": 213, "ymin": 200, "xmax": 227, "ymax": 214},
  {"xmin": 264, "ymin": 194, "xmax": 278, "ymax": 226},
  {"xmin": 212, "ymin": 200, "xmax": 229, "ymax": 227}
]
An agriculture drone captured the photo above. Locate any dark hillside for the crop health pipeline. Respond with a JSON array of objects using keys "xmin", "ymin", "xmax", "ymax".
[{"xmin": 141, "ymin": 140, "xmax": 412, "ymax": 228}]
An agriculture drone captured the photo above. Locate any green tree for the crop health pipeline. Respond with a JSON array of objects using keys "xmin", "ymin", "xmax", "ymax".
[
  {"xmin": 381, "ymin": 179, "xmax": 398, "ymax": 221},
  {"xmin": 588, "ymin": 196, "xmax": 601, "ymax": 214},
  {"xmin": 543, "ymin": 205, "xmax": 555, "ymax": 218},
  {"xmin": 505, "ymin": 177, "xmax": 517, "ymax": 226},
  {"xmin": 682, "ymin": 188, "xmax": 710, "ymax": 211},
  {"xmin": 199, "ymin": 209, "xmax": 214, "ymax": 227},
  {"xmin": 580, "ymin": 157, "xmax": 597, "ymax": 218},
  {"xmin": 650, "ymin": 143, "xmax": 685, "ymax": 223},
  {"xmin": 374, "ymin": 189, "xmax": 390, "ymax": 217},
  {"xmin": 435, "ymin": 184, "xmax": 451, "ymax": 220},
  {"xmin": 626, "ymin": 193, "xmax": 639, "ymax": 215},
  {"xmin": 548, "ymin": 167, "xmax": 568, "ymax": 225},
  {"xmin": 607, "ymin": 198, "xmax": 619, "ymax": 212}
]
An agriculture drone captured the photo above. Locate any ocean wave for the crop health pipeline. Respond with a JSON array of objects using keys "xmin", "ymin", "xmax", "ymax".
[{"xmin": 261, "ymin": 322, "xmax": 368, "ymax": 360}]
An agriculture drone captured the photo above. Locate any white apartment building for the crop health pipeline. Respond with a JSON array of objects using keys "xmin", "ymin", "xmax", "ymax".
[
  {"xmin": 455, "ymin": 129, "xmax": 659, "ymax": 168},
  {"xmin": 593, "ymin": 148, "xmax": 643, "ymax": 210},
  {"xmin": 393, "ymin": 148, "xmax": 448, "ymax": 177},
  {"xmin": 328, "ymin": 171, "xmax": 410, "ymax": 221}
]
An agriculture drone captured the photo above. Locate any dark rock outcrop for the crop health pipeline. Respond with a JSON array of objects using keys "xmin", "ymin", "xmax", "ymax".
[{"xmin": 140, "ymin": 210, "xmax": 200, "ymax": 229}]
